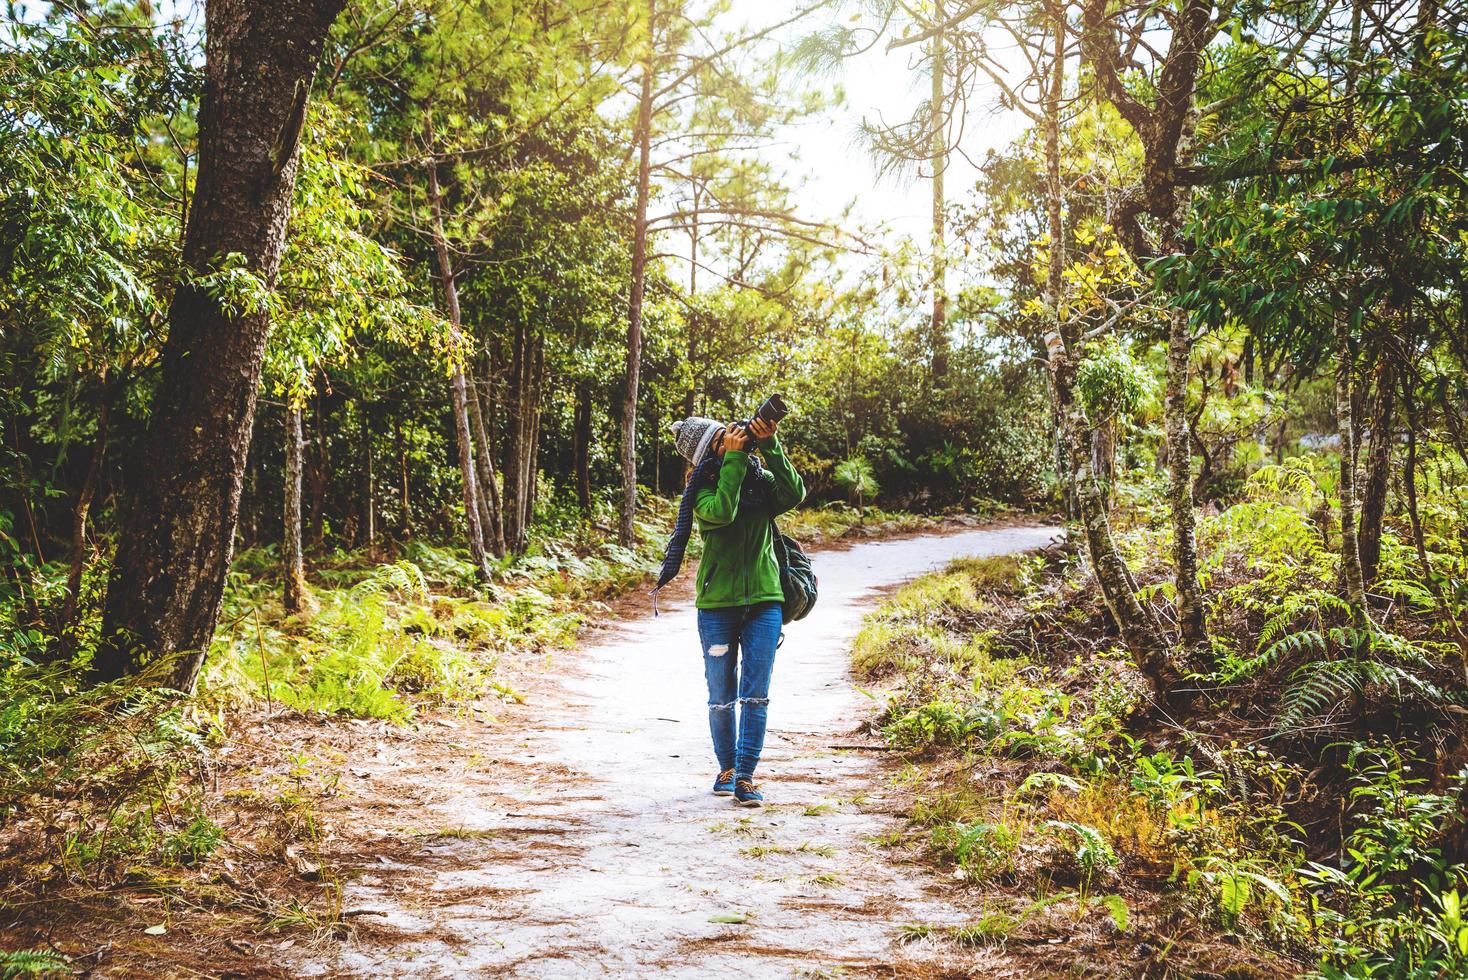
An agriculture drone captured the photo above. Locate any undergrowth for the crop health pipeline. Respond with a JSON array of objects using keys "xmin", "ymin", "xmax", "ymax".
[{"xmin": 854, "ymin": 451, "xmax": 1468, "ymax": 977}]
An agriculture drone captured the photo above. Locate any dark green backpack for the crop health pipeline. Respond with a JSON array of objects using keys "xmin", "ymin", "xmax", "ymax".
[{"xmin": 771, "ymin": 520, "xmax": 817, "ymax": 625}]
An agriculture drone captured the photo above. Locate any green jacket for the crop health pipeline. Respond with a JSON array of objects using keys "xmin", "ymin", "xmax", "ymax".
[{"xmin": 693, "ymin": 434, "xmax": 806, "ymax": 609}]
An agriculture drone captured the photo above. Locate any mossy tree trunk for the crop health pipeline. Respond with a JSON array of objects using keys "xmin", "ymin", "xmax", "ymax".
[{"xmin": 95, "ymin": 0, "xmax": 347, "ymax": 688}]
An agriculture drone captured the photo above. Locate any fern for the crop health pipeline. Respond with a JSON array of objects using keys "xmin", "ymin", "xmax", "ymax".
[
  {"xmin": 0, "ymin": 949, "xmax": 69, "ymax": 978},
  {"xmin": 1017, "ymin": 771, "xmax": 1083, "ymax": 796},
  {"xmin": 1276, "ymin": 657, "xmax": 1448, "ymax": 734},
  {"xmin": 1043, "ymin": 820, "xmax": 1118, "ymax": 878}
]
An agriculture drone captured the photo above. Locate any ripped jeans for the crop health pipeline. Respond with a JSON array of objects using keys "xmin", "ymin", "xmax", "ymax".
[{"xmin": 697, "ymin": 602, "xmax": 782, "ymax": 779}]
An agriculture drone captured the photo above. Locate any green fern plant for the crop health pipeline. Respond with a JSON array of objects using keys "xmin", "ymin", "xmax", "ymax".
[
  {"xmin": 1276, "ymin": 657, "xmax": 1449, "ymax": 735},
  {"xmin": 0, "ymin": 949, "xmax": 69, "ymax": 978}
]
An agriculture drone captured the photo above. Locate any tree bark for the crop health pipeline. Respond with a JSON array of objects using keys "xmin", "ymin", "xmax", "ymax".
[
  {"xmin": 929, "ymin": 0, "xmax": 948, "ymax": 382},
  {"xmin": 395, "ymin": 419, "xmax": 411, "ymax": 537},
  {"xmin": 473, "ymin": 352, "xmax": 506, "ymax": 548},
  {"xmin": 362, "ymin": 405, "xmax": 376, "ymax": 557},
  {"xmin": 574, "ymin": 381, "xmax": 593, "ymax": 512},
  {"xmin": 307, "ymin": 389, "xmax": 329, "ymax": 547},
  {"xmin": 283, "ymin": 405, "xmax": 307, "ymax": 613},
  {"xmin": 1357, "ymin": 353, "xmax": 1394, "ymax": 584},
  {"xmin": 1041, "ymin": 0, "xmax": 1176, "ymax": 700},
  {"xmin": 466, "ymin": 368, "xmax": 505, "ymax": 557},
  {"xmin": 425, "ymin": 131, "xmax": 493, "ymax": 581},
  {"xmin": 95, "ymin": 0, "xmax": 346, "ymax": 688},
  {"xmin": 1165, "ymin": 309, "xmax": 1206, "ymax": 647},
  {"xmin": 619, "ymin": 0, "xmax": 655, "ymax": 546},
  {"xmin": 1402, "ymin": 385, "xmax": 1438, "ymax": 596},
  {"xmin": 684, "ymin": 182, "xmax": 700, "ymax": 419},
  {"xmin": 524, "ymin": 335, "xmax": 545, "ymax": 534},
  {"xmin": 1334, "ymin": 314, "xmax": 1367, "ymax": 608}
]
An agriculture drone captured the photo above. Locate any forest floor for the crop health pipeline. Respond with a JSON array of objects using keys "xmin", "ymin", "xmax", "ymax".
[
  {"xmin": 266, "ymin": 523, "xmax": 1061, "ymax": 979},
  {"xmin": 175, "ymin": 522, "xmax": 1060, "ymax": 979}
]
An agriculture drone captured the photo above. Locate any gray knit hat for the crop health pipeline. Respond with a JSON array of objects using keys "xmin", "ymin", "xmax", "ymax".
[{"xmin": 671, "ymin": 416, "xmax": 724, "ymax": 468}]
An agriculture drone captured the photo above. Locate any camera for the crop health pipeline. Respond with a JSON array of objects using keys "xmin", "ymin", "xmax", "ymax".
[{"xmin": 737, "ymin": 393, "xmax": 790, "ymax": 433}]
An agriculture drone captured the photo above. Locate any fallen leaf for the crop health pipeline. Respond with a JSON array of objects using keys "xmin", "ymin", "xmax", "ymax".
[
  {"xmin": 708, "ymin": 912, "xmax": 749, "ymax": 924},
  {"xmin": 144, "ymin": 924, "xmax": 167, "ymax": 936}
]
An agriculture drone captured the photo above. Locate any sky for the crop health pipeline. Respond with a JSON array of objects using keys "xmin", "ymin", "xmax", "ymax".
[{"xmin": 760, "ymin": 12, "xmax": 1030, "ymax": 248}]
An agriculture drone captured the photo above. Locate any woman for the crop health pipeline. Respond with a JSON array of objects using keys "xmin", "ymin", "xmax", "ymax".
[{"xmin": 665, "ymin": 413, "xmax": 805, "ymax": 807}]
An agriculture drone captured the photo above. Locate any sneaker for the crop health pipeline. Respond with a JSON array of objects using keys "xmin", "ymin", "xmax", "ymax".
[
  {"xmin": 733, "ymin": 778, "xmax": 764, "ymax": 808},
  {"xmin": 713, "ymin": 768, "xmax": 736, "ymax": 796}
]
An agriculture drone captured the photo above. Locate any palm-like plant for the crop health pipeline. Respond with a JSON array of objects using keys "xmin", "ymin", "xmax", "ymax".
[{"xmin": 833, "ymin": 455, "xmax": 879, "ymax": 521}]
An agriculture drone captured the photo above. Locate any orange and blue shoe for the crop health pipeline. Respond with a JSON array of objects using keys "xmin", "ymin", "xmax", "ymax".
[
  {"xmin": 733, "ymin": 778, "xmax": 764, "ymax": 807},
  {"xmin": 713, "ymin": 768, "xmax": 736, "ymax": 796}
]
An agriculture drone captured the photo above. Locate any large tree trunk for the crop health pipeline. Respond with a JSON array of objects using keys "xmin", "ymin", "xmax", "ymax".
[
  {"xmin": 1334, "ymin": 314, "xmax": 1367, "ymax": 608},
  {"xmin": 425, "ymin": 136, "xmax": 493, "ymax": 581},
  {"xmin": 1165, "ymin": 309, "xmax": 1206, "ymax": 647},
  {"xmin": 283, "ymin": 405, "xmax": 307, "ymax": 613},
  {"xmin": 619, "ymin": 0, "xmax": 655, "ymax": 546},
  {"xmin": 95, "ymin": 0, "xmax": 345, "ymax": 688},
  {"xmin": 1357, "ymin": 352, "xmax": 1395, "ymax": 584}
]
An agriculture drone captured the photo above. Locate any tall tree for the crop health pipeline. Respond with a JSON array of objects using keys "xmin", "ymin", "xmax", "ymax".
[
  {"xmin": 615, "ymin": 0, "xmax": 836, "ymax": 543},
  {"xmin": 928, "ymin": 0, "xmax": 948, "ymax": 382},
  {"xmin": 621, "ymin": 0, "xmax": 656, "ymax": 545},
  {"xmin": 1079, "ymin": 0, "xmax": 1217, "ymax": 650},
  {"xmin": 95, "ymin": 0, "xmax": 346, "ymax": 687}
]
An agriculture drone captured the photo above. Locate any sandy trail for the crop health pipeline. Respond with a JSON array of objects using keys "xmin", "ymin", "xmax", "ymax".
[{"xmin": 298, "ymin": 524, "xmax": 1060, "ymax": 978}]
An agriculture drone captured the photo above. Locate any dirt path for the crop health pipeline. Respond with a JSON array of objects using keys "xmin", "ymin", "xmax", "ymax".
[{"xmin": 295, "ymin": 524, "xmax": 1060, "ymax": 978}]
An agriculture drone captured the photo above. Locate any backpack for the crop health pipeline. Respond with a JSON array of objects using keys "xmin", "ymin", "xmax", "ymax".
[{"xmin": 771, "ymin": 519, "xmax": 817, "ymax": 625}]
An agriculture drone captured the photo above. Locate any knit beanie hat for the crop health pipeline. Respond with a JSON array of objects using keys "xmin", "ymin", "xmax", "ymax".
[{"xmin": 671, "ymin": 416, "xmax": 725, "ymax": 468}]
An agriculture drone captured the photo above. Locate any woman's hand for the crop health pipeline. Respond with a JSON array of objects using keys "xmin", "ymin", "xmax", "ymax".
[
  {"xmin": 748, "ymin": 417, "xmax": 777, "ymax": 441},
  {"xmin": 721, "ymin": 424, "xmax": 751, "ymax": 453}
]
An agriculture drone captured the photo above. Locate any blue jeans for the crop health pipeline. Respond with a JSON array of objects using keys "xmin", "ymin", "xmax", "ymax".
[{"xmin": 697, "ymin": 602, "xmax": 782, "ymax": 779}]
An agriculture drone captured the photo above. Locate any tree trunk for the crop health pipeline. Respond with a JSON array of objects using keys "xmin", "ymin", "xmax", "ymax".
[
  {"xmin": 307, "ymin": 390, "xmax": 329, "ymax": 546},
  {"xmin": 466, "ymin": 369, "xmax": 505, "ymax": 557},
  {"xmin": 395, "ymin": 419, "xmax": 411, "ymax": 537},
  {"xmin": 95, "ymin": 0, "xmax": 345, "ymax": 688},
  {"xmin": 60, "ymin": 398, "xmax": 109, "ymax": 649},
  {"xmin": 503, "ymin": 323, "xmax": 525, "ymax": 550},
  {"xmin": 619, "ymin": 0, "xmax": 655, "ymax": 546},
  {"xmin": 1041, "ymin": 0, "xmax": 1175, "ymax": 701},
  {"xmin": 447, "ymin": 370, "xmax": 490, "ymax": 577},
  {"xmin": 574, "ymin": 381, "xmax": 593, "ymax": 512},
  {"xmin": 473, "ymin": 352, "xmax": 506, "ymax": 550},
  {"xmin": 362, "ymin": 405, "xmax": 376, "ymax": 557},
  {"xmin": 283, "ymin": 405, "xmax": 308, "ymax": 613},
  {"xmin": 501, "ymin": 321, "xmax": 538, "ymax": 552},
  {"xmin": 1357, "ymin": 353, "xmax": 1395, "ymax": 584},
  {"xmin": 1402, "ymin": 386, "xmax": 1438, "ymax": 596},
  {"xmin": 928, "ymin": 0, "xmax": 948, "ymax": 382},
  {"xmin": 685, "ymin": 183, "xmax": 700, "ymax": 419},
  {"xmin": 1334, "ymin": 314, "xmax": 1367, "ymax": 609},
  {"xmin": 425, "ymin": 131, "xmax": 492, "ymax": 581},
  {"xmin": 524, "ymin": 335, "xmax": 545, "ymax": 533},
  {"xmin": 1165, "ymin": 309, "xmax": 1206, "ymax": 647}
]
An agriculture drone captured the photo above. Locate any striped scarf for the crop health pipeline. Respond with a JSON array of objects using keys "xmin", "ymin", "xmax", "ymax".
[{"xmin": 651, "ymin": 453, "xmax": 772, "ymax": 614}]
